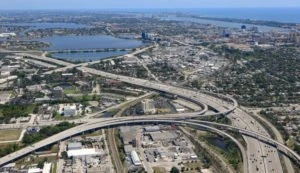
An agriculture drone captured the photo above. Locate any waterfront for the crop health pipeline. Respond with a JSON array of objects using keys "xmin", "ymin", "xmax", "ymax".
[
  {"xmin": 38, "ymin": 35, "xmax": 144, "ymax": 61},
  {"xmin": 161, "ymin": 15, "xmax": 286, "ymax": 32},
  {"xmin": 40, "ymin": 35, "xmax": 144, "ymax": 51},
  {"xmin": 138, "ymin": 8, "xmax": 300, "ymax": 23},
  {"xmin": 51, "ymin": 50, "xmax": 129, "ymax": 62}
]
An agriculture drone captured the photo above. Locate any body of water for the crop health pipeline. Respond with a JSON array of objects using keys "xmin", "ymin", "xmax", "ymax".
[
  {"xmin": 39, "ymin": 35, "xmax": 144, "ymax": 62},
  {"xmin": 52, "ymin": 51, "xmax": 129, "ymax": 62},
  {"xmin": 5, "ymin": 23, "xmax": 144, "ymax": 62},
  {"xmin": 40, "ymin": 35, "xmax": 144, "ymax": 51},
  {"xmin": 134, "ymin": 8, "xmax": 300, "ymax": 24},
  {"xmin": 161, "ymin": 15, "xmax": 286, "ymax": 32},
  {"xmin": 186, "ymin": 8, "xmax": 300, "ymax": 24}
]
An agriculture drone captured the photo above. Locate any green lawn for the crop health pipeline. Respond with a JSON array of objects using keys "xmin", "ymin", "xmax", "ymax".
[
  {"xmin": 63, "ymin": 87, "xmax": 80, "ymax": 94},
  {"xmin": 16, "ymin": 155, "xmax": 57, "ymax": 169},
  {"xmin": 0, "ymin": 129, "xmax": 22, "ymax": 141},
  {"xmin": 51, "ymin": 162, "xmax": 57, "ymax": 173},
  {"xmin": 153, "ymin": 167, "xmax": 167, "ymax": 173},
  {"xmin": 83, "ymin": 130, "xmax": 103, "ymax": 137}
]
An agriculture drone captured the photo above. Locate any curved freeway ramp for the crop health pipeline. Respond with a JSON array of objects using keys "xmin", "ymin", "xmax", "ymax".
[{"xmin": 0, "ymin": 118, "xmax": 247, "ymax": 172}]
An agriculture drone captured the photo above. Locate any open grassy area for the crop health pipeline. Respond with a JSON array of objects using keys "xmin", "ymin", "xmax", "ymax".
[
  {"xmin": 153, "ymin": 167, "xmax": 167, "ymax": 173},
  {"xmin": 0, "ymin": 129, "xmax": 22, "ymax": 141},
  {"xmin": 51, "ymin": 144, "xmax": 59, "ymax": 153},
  {"xmin": 51, "ymin": 162, "xmax": 57, "ymax": 173},
  {"xmin": 182, "ymin": 161, "xmax": 203, "ymax": 172},
  {"xmin": 82, "ymin": 130, "xmax": 103, "ymax": 137},
  {"xmin": 0, "ymin": 142, "xmax": 18, "ymax": 148},
  {"xmin": 63, "ymin": 87, "xmax": 80, "ymax": 94},
  {"xmin": 71, "ymin": 94, "xmax": 102, "ymax": 102},
  {"xmin": 16, "ymin": 155, "xmax": 57, "ymax": 169}
]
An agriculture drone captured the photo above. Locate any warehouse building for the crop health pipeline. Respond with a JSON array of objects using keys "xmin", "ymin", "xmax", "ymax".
[
  {"xmin": 131, "ymin": 150, "xmax": 142, "ymax": 166},
  {"xmin": 67, "ymin": 148, "xmax": 99, "ymax": 158},
  {"xmin": 67, "ymin": 142, "xmax": 82, "ymax": 150}
]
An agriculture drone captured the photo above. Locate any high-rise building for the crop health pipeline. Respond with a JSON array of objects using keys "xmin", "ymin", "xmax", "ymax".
[{"xmin": 141, "ymin": 32, "xmax": 147, "ymax": 40}]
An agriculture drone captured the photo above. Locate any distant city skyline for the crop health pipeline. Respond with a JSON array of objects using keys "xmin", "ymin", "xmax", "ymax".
[{"xmin": 1, "ymin": 0, "xmax": 300, "ymax": 10}]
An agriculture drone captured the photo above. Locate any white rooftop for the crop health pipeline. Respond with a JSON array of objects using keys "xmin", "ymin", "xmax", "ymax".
[
  {"xmin": 28, "ymin": 168, "xmax": 41, "ymax": 173},
  {"xmin": 43, "ymin": 163, "xmax": 51, "ymax": 173},
  {"xmin": 67, "ymin": 148, "xmax": 98, "ymax": 157}
]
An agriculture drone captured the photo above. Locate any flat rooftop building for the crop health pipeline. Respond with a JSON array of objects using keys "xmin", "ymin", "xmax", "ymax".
[
  {"xmin": 141, "ymin": 99, "xmax": 156, "ymax": 114},
  {"xmin": 67, "ymin": 142, "xmax": 82, "ymax": 150},
  {"xmin": 42, "ymin": 162, "xmax": 51, "ymax": 173},
  {"xmin": 149, "ymin": 131, "xmax": 178, "ymax": 141},
  {"xmin": 131, "ymin": 150, "xmax": 142, "ymax": 166},
  {"xmin": 67, "ymin": 148, "xmax": 99, "ymax": 158},
  {"xmin": 144, "ymin": 126, "xmax": 160, "ymax": 132},
  {"xmin": 28, "ymin": 168, "xmax": 41, "ymax": 173}
]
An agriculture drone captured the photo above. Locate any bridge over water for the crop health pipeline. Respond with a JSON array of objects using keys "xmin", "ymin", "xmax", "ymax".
[{"xmin": 48, "ymin": 48, "xmax": 133, "ymax": 54}]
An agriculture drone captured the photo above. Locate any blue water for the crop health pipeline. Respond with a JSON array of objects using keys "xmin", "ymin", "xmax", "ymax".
[
  {"xmin": 161, "ymin": 16, "xmax": 285, "ymax": 32},
  {"xmin": 52, "ymin": 51, "xmax": 129, "ymax": 62},
  {"xmin": 130, "ymin": 8, "xmax": 300, "ymax": 24},
  {"xmin": 39, "ymin": 35, "xmax": 144, "ymax": 50},
  {"xmin": 186, "ymin": 8, "xmax": 300, "ymax": 24}
]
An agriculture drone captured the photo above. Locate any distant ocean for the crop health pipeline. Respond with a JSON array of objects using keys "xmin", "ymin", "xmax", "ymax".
[
  {"xmin": 129, "ymin": 8, "xmax": 300, "ymax": 24},
  {"xmin": 187, "ymin": 8, "xmax": 300, "ymax": 24}
]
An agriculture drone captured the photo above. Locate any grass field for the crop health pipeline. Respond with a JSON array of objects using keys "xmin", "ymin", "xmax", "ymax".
[
  {"xmin": 0, "ymin": 129, "xmax": 22, "ymax": 141},
  {"xmin": 64, "ymin": 87, "xmax": 80, "ymax": 94},
  {"xmin": 153, "ymin": 167, "xmax": 167, "ymax": 173}
]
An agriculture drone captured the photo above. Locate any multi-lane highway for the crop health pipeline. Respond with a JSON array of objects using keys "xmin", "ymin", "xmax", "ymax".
[
  {"xmin": 0, "ymin": 116, "xmax": 299, "ymax": 172},
  {"xmin": 0, "ymin": 117, "xmax": 248, "ymax": 170},
  {"xmin": 1, "ymin": 49, "xmax": 298, "ymax": 173}
]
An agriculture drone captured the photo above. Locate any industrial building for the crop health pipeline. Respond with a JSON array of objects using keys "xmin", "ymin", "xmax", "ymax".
[
  {"xmin": 67, "ymin": 148, "xmax": 99, "ymax": 158},
  {"xmin": 131, "ymin": 150, "xmax": 142, "ymax": 166},
  {"xmin": 42, "ymin": 163, "xmax": 51, "ymax": 173},
  {"xmin": 0, "ymin": 32, "xmax": 16, "ymax": 38},
  {"xmin": 144, "ymin": 126, "xmax": 160, "ymax": 132},
  {"xmin": 67, "ymin": 142, "xmax": 82, "ymax": 150},
  {"xmin": 57, "ymin": 103, "xmax": 83, "ymax": 117},
  {"xmin": 148, "ymin": 131, "xmax": 178, "ymax": 142},
  {"xmin": 141, "ymin": 99, "xmax": 156, "ymax": 114},
  {"xmin": 26, "ymin": 162, "xmax": 51, "ymax": 173}
]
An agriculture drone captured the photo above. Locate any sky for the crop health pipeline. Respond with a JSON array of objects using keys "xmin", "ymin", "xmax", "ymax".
[{"xmin": 1, "ymin": 0, "xmax": 300, "ymax": 10}]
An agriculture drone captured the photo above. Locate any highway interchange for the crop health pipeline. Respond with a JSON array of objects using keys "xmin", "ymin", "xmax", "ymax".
[{"xmin": 0, "ymin": 47, "xmax": 299, "ymax": 173}]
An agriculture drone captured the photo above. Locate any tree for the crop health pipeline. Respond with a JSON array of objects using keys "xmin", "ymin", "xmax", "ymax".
[
  {"xmin": 37, "ymin": 158, "xmax": 47, "ymax": 169},
  {"xmin": 170, "ymin": 167, "xmax": 180, "ymax": 173},
  {"xmin": 61, "ymin": 151, "xmax": 68, "ymax": 160}
]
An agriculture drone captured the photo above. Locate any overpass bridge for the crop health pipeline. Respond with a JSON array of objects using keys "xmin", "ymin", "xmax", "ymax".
[
  {"xmin": 0, "ymin": 118, "xmax": 248, "ymax": 171},
  {"xmin": 0, "ymin": 117, "xmax": 300, "ymax": 172},
  {"xmin": 8, "ymin": 49, "xmax": 297, "ymax": 173}
]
